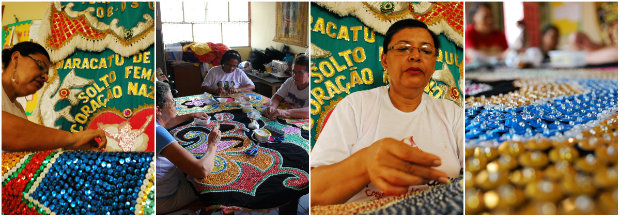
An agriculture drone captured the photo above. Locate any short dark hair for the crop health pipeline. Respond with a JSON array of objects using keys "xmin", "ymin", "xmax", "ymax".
[
  {"xmin": 2, "ymin": 41, "xmax": 50, "ymax": 70},
  {"xmin": 293, "ymin": 54, "xmax": 309, "ymax": 72},
  {"xmin": 469, "ymin": 2, "xmax": 492, "ymax": 19},
  {"xmin": 543, "ymin": 25, "xmax": 559, "ymax": 35},
  {"xmin": 156, "ymin": 81, "xmax": 171, "ymax": 109},
  {"xmin": 382, "ymin": 19, "xmax": 440, "ymax": 55},
  {"xmin": 220, "ymin": 50, "xmax": 242, "ymax": 65}
]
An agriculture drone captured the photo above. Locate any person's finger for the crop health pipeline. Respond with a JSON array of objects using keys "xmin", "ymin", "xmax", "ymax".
[
  {"xmin": 384, "ymin": 139, "xmax": 441, "ymax": 166},
  {"xmin": 401, "ymin": 163, "xmax": 448, "ymax": 180},
  {"xmin": 372, "ymin": 177, "xmax": 409, "ymax": 196},
  {"xmin": 377, "ymin": 167, "xmax": 426, "ymax": 186},
  {"xmin": 97, "ymin": 130, "xmax": 107, "ymax": 148}
]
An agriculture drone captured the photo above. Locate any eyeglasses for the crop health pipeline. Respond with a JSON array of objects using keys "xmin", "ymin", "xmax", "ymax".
[
  {"xmin": 388, "ymin": 43, "xmax": 436, "ymax": 57},
  {"xmin": 23, "ymin": 55, "xmax": 51, "ymax": 71}
]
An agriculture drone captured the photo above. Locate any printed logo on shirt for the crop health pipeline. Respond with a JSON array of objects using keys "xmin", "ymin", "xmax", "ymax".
[{"xmin": 286, "ymin": 92, "xmax": 306, "ymax": 108}]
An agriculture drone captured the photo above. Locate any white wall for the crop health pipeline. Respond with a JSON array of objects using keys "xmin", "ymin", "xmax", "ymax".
[{"xmin": 250, "ymin": 2, "xmax": 307, "ymax": 54}]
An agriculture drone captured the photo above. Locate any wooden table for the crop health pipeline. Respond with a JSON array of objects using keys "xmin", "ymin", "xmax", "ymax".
[{"xmin": 245, "ymin": 72, "xmax": 287, "ymax": 97}]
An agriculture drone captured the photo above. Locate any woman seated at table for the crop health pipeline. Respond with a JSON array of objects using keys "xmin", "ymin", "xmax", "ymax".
[
  {"xmin": 311, "ymin": 19, "xmax": 463, "ymax": 205},
  {"xmin": 263, "ymin": 54, "xmax": 309, "ymax": 120},
  {"xmin": 155, "ymin": 80, "xmax": 221, "ymax": 214},
  {"xmin": 201, "ymin": 50, "xmax": 255, "ymax": 95},
  {"xmin": 2, "ymin": 42, "xmax": 106, "ymax": 151}
]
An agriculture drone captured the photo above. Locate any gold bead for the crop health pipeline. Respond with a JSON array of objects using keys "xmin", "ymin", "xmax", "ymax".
[
  {"xmin": 474, "ymin": 146, "xmax": 499, "ymax": 162},
  {"xmin": 466, "ymin": 156, "xmax": 487, "ymax": 173},
  {"xmin": 559, "ymin": 196, "xmax": 596, "ymax": 214},
  {"xmin": 510, "ymin": 167, "xmax": 544, "ymax": 186},
  {"xmin": 498, "ymin": 141, "xmax": 525, "ymax": 157},
  {"xmin": 560, "ymin": 173, "xmax": 596, "ymax": 196},
  {"xmin": 465, "ymin": 189, "xmax": 485, "ymax": 214},
  {"xmin": 525, "ymin": 180, "xmax": 562, "ymax": 202},
  {"xmin": 525, "ymin": 138, "xmax": 552, "ymax": 150},
  {"xmin": 465, "ymin": 148, "xmax": 475, "ymax": 158},
  {"xmin": 518, "ymin": 151, "xmax": 549, "ymax": 168},
  {"xmin": 593, "ymin": 166, "xmax": 618, "ymax": 189},
  {"xmin": 595, "ymin": 144, "xmax": 617, "ymax": 164},
  {"xmin": 544, "ymin": 161, "xmax": 577, "ymax": 180},
  {"xmin": 549, "ymin": 146, "xmax": 579, "ymax": 163},
  {"xmin": 575, "ymin": 154, "xmax": 601, "ymax": 173},
  {"xmin": 475, "ymin": 170, "xmax": 509, "ymax": 190}
]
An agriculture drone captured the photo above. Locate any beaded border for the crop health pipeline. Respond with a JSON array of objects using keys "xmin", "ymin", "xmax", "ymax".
[
  {"xmin": 2, "ymin": 153, "xmax": 34, "ymax": 182},
  {"xmin": 22, "ymin": 149, "xmax": 64, "ymax": 215},
  {"xmin": 134, "ymin": 154, "xmax": 156, "ymax": 215}
]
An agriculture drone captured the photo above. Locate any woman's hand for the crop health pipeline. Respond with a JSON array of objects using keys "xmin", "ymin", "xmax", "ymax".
[
  {"xmin": 187, "ymin": 112, "xmax": 209, "ymax": 120},
  {"xmin": 362, "ymin": 138, "xmax": 448, "ymax": 195},
  {"xmin": 217, "ymin": 87, "xmax": 226, "ymax": 96},
  {"xmin": 207, "ymin": 124, "xmax": 221, "ymax": 148},
  {"xmin": 70, "ymin": 129, "xmax": 107, "ymax": 150}
]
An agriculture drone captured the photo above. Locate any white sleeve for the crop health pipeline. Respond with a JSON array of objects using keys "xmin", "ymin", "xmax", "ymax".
[
  {"xmin": 202, "ymin": 68, "xmax": 216, "ymax": 88},
  {"xmin": 453, "ymin": 104, "xmax": 464, "ymax": 170},
  {"xmin": 311, "ymin": 98, "xmax": 360, "ymax": 168},
  {"xmin": 274, "ymin": 78, "xmax": 293, "ymax": 98},
  {"xmin": 239, "ymin": 69, "xmax": 254, "ymax": 87}
]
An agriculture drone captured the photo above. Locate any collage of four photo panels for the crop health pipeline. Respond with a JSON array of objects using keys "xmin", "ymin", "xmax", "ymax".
[{"xmin": 0, "ymin": 0, "xmax": 617, "ymax": 215}]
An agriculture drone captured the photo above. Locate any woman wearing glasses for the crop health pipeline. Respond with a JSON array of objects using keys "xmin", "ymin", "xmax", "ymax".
[
  {"xmin": 2, "ymin": 41, "xmax": 107, "ymax": 151},
  {"xmin": 311, "ymin": 19, "xmax": 463, "ymax": 205},
  {"xmin": 201, "ymin": 50, "xmax": 255, "ymax": 95}
]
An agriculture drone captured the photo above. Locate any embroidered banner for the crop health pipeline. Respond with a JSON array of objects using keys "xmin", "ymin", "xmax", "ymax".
[
  {"xmin": 33, "ymin": 2, "xmax": 155, "ymax": 152},
  {"xmin": 310, "ymin": 2, "xmax": 464, "ymax": 147}
]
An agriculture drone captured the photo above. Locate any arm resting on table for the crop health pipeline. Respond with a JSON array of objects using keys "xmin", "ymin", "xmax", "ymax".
[
  {"xmin": 163, "ymin": 114, "xmax": 194, "ymax": 129},
  {"xmin": 202, "ymin": 85, "xmax": 221, "ymax": 95},
  {"xmin": 311, "ymin": 149, "xmax": 370, "ymax": 205},
  {"xmin": 236, "ymin": 84, "xmax": 255, "ymax": 93},
  {"xmin": 2, "ymin": 112, "xmax": 106, "ymax": 151},
  {"xmin": 281, "ymin": 107, "xmax": 309, "ymax": 119},
  {"xmin": 160, "ymin": 140, "xmax": 217, "ymax": 179}
]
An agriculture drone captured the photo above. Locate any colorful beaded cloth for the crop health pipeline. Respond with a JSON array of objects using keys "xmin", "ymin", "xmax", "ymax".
[
  {"xmin": 465, "ymin": 69, "xmax": 618, "ymax": 214},
  {"xmin": 311, "ymin": 176, "xmax": 463, "ymax": 215},
  {"xmin": 2, "ymin": 150, "xmax": 155, "ymax": 215},
  {"xmin": 170, "ymin": 93, "xmax": 309, "ymax": 209}
]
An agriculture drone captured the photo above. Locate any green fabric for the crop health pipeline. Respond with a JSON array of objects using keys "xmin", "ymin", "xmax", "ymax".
[
  {"xmin": 62, "ymin": 2, "xmax": 154, "ymax": 30},
  {"xmin": 310, "ymin": 3, "xmax": 463, "ymax": 147},
  {"xmin": 52, "ymin": 46, "xmax": 154, "ymax": 132}
]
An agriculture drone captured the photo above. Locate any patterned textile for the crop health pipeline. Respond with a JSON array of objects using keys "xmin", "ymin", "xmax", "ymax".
[
  {"xmin": 311, "ymin": 176, "xmax": 463, "ymax": 215},
  {"xmin": 465, "ymin": 69, "xmax": 618, "ymax": 215},
  {"xmin": 310, "ymin": 2, "xmax": 464, "ymax": 147},
  {"xmin": 169, "ymin": 93, "xmax": 309, "ymax": 209},
  {"xmin": 32, "ymin": 2, "xmax": 155, "ymax": 152},
  {"xmin": 2, "ymin": 150, "xmax": 155, "ymax": 215}
]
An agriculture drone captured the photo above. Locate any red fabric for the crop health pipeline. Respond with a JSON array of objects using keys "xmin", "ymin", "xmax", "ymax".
[{"xmin": 464, "ymin": 25, "xmax": 508, "ymax": 62}]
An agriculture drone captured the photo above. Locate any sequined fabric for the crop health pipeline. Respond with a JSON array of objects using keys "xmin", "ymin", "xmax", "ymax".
[
  {"xmin": 2, "ymin": 150, "xmax": 155, "ymax": 215},
  {"xmin": 169, "ymin": 93, "xmax": 309, "ymax": 209},
  {"xmin": 465, "ymin": 70, "xmax": 618, "ymax": 215},
  {"xmin": 311, "ymin": 176, "xmax": 463, "ymax": 215}
]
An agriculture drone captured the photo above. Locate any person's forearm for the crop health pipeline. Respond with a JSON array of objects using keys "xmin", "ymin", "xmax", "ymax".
[
  {"xmin": 269, "ymin": 96, "xmax": 282, "ymax": 109},
  {"xmin": 2, "ymin": 112, "xmax": 75, "ymax": 151},
  {"xmin": 311, "ymin": 148, "xmax": 371, "ymax": 205},
  {"xmin": 282, "ymin": 107, "xmax": 309, "ymax": 119},
  {"xmin": 197, "ymin": 145, "xmax": 218, "ymax": 178},
  {"xmin": 163, "ymin": 114, "xmax": 193, "ymax": 129},
  {"xmin": 237, "ymin": 85, "xmax": 255, "ymax": 92},
  {"xmin": 202, "ymin": 85, "xmax": 219, "ymax": 95}
]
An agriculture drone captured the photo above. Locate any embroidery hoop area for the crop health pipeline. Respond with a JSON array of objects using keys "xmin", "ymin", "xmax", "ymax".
[{"xmin": 168, "ymin": 109, "xmax": 309, "ymax": 208}]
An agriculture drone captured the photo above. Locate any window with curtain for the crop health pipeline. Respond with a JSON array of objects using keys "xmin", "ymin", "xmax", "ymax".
[{"xmin": 160, "ymin": 1, "xmax": 250, "ymax": 47}]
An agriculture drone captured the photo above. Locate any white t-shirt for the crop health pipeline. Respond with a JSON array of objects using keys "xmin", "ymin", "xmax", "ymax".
[
  {"xmin": 274, "ymin": 77, "xmax": 308, "ymax": 108},
  {"xmin": 2, "ymin": 87, "xmax": 27, "ymax": 119},
  {"xmin": 156, "ymin": 122, "xmax": 183, "ymax": 198},
  {"xmin": 311, "ymin": 86, "xmax": 463, "ymax": 204},
  {"xmin": 201, "ymin": 66, "xmax": 254, "ymax": 90}
]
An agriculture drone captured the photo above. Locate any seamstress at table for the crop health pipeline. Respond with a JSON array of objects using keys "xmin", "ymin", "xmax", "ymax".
[
  {"xmin": 263, "ymin": 54, "xmax": 310, "ymax": 120},
  {"xmin": 311, "ymin": 19, "xmax": 463, "ymax": 205},
  {"xmin": 201, "ymin": 50, "xmax": 255, "ymax": 96},
  {"xmin": 155, "ymin": 81, "xmax": 222, "ymax": 214},
  {"xmin": 2, "ymin": 42, "xmax": 106, "ymax": 151}
]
